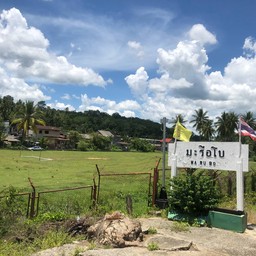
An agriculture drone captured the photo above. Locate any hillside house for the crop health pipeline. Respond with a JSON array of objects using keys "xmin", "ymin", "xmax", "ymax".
[
  {"xmin": 97, "ymin": 130, "xmax": 114, "ymax": 138},
  {"xmin": 35, "ymin": 125, "xmax": 69, "ymax": 149}
]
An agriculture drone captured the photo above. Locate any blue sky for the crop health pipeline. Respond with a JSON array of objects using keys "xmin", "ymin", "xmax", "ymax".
[{"xmin": 0, "ymin": 0, "xmax": 256, "ymax": 128}]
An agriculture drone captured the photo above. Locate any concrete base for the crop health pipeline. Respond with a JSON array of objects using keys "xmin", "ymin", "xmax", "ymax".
[{"xmin": 208, "ymin": 208, "xmax": 247, "ymax": 233}]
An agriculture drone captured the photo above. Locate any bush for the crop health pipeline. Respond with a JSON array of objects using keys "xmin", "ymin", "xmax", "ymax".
[
  {"xmin": 169, "ymin": 170, "xmax": 220, "ymax": 216},
  {"xmin": 77, "ymin": 140, "xmax": 93, "ymax": 151},
  {"xmin": 0, "ymin": 186, "xmax": 27, "ymax": 237},
  {"xmin": 131, "ymin": 138, "xmax": 154, "ymax": 152}
]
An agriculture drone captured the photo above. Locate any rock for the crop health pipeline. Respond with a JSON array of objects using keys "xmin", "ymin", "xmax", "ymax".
[
  {"xmin": 67, "ymin": 216, "xmax": 96, "ymax": 237},
  {"xmin": 87, "ymin": 211, "xmax": 143, "ymax": 248}
]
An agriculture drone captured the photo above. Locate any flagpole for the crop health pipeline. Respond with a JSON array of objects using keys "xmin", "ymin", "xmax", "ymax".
[
  {"xmin": 239, "ymin": 116, "xmax": 242, "ymax": 158},
  {"xmin": 237, "ymin": 116, "xmax": 244, "ymax": 211}
]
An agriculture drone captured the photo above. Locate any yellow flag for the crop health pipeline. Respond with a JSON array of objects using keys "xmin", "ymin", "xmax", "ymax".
[{"xmin": 173, "ymin": 120, "xmax": 192, "ymax": 142}]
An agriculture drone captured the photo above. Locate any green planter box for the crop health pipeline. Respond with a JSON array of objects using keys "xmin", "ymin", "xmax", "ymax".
[
  {"xmin": 208, "ymin": 208, "xmax": 247, "ymax": 233},
  {"xmin": 168, "ymin": 211, "xmax": 207, "ymax": 226}
]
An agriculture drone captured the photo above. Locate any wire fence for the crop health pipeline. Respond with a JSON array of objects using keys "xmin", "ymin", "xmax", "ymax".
[{"xmin": 0, "ymin": 159, "xmax": 162, "ymax": 218}]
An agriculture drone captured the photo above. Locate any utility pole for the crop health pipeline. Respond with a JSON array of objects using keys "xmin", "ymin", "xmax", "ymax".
[{"xmin": 160, "ymin": 117, "xmax": 168, "ymax": 187}]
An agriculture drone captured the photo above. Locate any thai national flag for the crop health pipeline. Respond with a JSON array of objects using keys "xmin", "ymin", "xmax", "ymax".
[{"xmin": 240, "ymin": 118, "xmax": 256, "ymax": 141}]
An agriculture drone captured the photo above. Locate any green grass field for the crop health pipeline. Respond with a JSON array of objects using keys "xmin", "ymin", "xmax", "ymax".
[
  {"xmin": 0, "ymin": 149, "xmax": 164, "ymax": 219},
  {"xmin": 0, "ymin": 149, "xmax": 163, "ymax": 191}
]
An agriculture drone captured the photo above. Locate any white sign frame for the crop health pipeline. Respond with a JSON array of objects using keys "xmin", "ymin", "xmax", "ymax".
[
  {"xmin": 168, "ymin": 142, "xmax": 249, "ymax": 211},
  {"xmin": 168, "ymin": 142, "xmax": 248, "ymax": 172}
]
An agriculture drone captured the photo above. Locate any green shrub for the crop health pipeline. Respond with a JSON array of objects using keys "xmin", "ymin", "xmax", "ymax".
[
  {"xmin": 131, "ymin": 138, "xmax": 155, "ymax": 152},
  {"xmin": 77, "ymin": 140, "xmax": 93, "ymax": 151},
  {"xmin": 169, "ymin": 170, "xmax": 220, "ymax": 216},
  {"xmin": 0, "ymin": 186, "xmax": 27, "ymax": 237}
]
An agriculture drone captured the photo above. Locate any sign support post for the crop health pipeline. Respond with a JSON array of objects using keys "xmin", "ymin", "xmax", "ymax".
[{"xmin": 236, "ymin": 159, "xmax": 244, "ymax": 211}]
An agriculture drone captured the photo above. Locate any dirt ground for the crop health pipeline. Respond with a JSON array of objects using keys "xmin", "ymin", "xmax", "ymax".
[{"xmin": 33, "ymin": 217, "xmax": 256, "ymax": 256}]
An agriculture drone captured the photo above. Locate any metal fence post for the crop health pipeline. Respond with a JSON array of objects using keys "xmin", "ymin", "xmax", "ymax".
[
  {"xmin": 96, "ymin": 164, "xmax": 101, "ymax": 203},
  {"xmin": 152, "ymin": 158, "xmax": 161, "ymax": 206},
  {"xmin": 92, "ymin": 178, "xmax": 97, "ymax": 207},
  {"xmin": 152, "ymin": 167, "xmax": 158, "ymax": 206},
  {"xmin": 28, "ymin": 178, "xmax": 36, "ymax": 218}
]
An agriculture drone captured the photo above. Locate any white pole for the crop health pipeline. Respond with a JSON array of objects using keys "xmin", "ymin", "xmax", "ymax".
[
  {"xmin": 170, "ymin": 139, "xmax": 177, "ymax": 191},
  {"xmin": 236, "ymin": 159, "xmax": 244, "ymax": 211},
  {"xmin": 238, "ymin": 116, "xmax": 242, "ymax": 158},
  {"xmin": 236, "ymin": 116, "xmax": 244, "ymax": 211},
  {"xmin": 171, "ymin": 154, "xmax": 177, "ymax": 178}
]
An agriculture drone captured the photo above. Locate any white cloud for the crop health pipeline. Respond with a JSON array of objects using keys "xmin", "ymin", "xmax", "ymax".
[
  {"xmin": 27, "ymin": 6, "xmax": 179, "ymax": 71},
  {"xmin": 224, "ymin": 56, "xmax": 256, "ymax": 85},
  {"xmin": 125, "ymin": 67, "xmax": 149, "ymax": 99},
  {"xmin": 0, "ymin": 67, "xmax": 50, "ymax": 102},
  {"xmin": 123, "ymin": 24, "xmax": 256, "ymax": 124},
  {"xmin": 125, "ymin": 26, "xmax": 213, "ymax": 103},
  {"xmin": 47, "ymin": 101, "xmax": 75, "ymax": 111},
  {"xmin": 61, "ymin": 93, "xmax": 71, "ymax": 100},
  {"xmin": 188, "ymin": 24, "xmax": 217, "ymax": 45},
  {"xmin": 0, "ymin": 7, "xmax": 108, "ymax": 90},
  {"xmin": 243, "ymin": 37, "xmax": 256, "ymax": 57},
  {"xmin": 127, "ymin": 41, "xmax": 141, "ymax": 50},
  {"xmin": 79, "ymin": 94, "xmax": 140, "ymax": 118},
  {"xmin": 2, "ymin": 6, "xmax": 256, "ymax": 127},
  {"xmin": 127, "ymin": 40, "xmax": 144, "ymax": 58}
]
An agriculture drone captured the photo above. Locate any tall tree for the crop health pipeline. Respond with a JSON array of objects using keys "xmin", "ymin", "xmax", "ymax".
[
  {"xmin": 0, "ymin": 95, "xmax": 15, "ymax": 120},
  {"xmin": 0, "ymin": 117, "xmax": 7, "ymax": 147},
  {"xmin": 11, "ymin": 101, "xmax": 46, "ymax": 141},
  {"xmin": 171, "ymin": 114, "xmax": 187, "ymax": 127},
  {"xmin": 190, "ymin": 108, "xmax": 209, "ymax": 138},
  {"xmin": 215, "ymin": 111, "xmax": 238, "ymax": 141},
  {"xmin": 242, "ymin": 111, "xmax": 256, "ymax": 129},
  {"xmin": 201, "ymin": 119, "xmax": 215, "ymax": 141}
]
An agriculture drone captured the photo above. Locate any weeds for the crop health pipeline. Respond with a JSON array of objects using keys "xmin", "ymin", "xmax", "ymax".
[
  {"xmin": 87, "ymin": 241, "xmax": 97, "ymax": 250},
  {"xmin": 171, "ymin": 221, "xmax": 190, "ymax": 232},
  {"xmin": 33, "ymin": 230, "xmax": 73, "ymax": 250},
  {"xmin": 72, "ymin": 247, "xmax": 85, "ymax": 256},
  {"xmin": 147, "ymin": 227, "xmax": 157, "ymax": 234},
  {"xmin": 147, "ymin": 242, "xmax": 159, "ymax": 251}
]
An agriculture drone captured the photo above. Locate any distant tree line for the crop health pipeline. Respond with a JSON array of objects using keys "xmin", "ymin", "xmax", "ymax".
[
  {"xmin": 0, "ymin": 95, "xmax": 163, "ymax": 139},
  {"xmin": 1, "ymin": 95, "xmax": 256, "ymax": 155}
]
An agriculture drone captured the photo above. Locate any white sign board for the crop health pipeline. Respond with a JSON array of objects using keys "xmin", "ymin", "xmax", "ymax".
[{"xmin": 168, "ymin": 142, "xmax": 248, "ymax": 172}]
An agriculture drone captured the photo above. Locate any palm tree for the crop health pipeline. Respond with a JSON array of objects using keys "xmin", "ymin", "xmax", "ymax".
[
  {"xmin": 240, "ymin": 111, "xmax": 256, "ymax": 150},
  {"xmin": 201, "ymin": 119, "xmax": 215, "ymax": 141},
  {"xmin": 190, "ymin": 108, "xmax": 209, "ymax": 138},
  {"xmin": 242, "ymin": 111, "xmax": 256, "ymax": 129},
  {"xmin": 170, "ymin": 114, "xmax": 188, "ymax": 136},
  {"xmin": 11, "ymin": 101, "xmax": 46, "ymax": 142},
  {"xmin": 215, "ymin": 111, "xmax": 238, "ymax": 141},
  {"xmin": 171, "ymin": 114, "xmax": 187, "ymax": 126}
]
